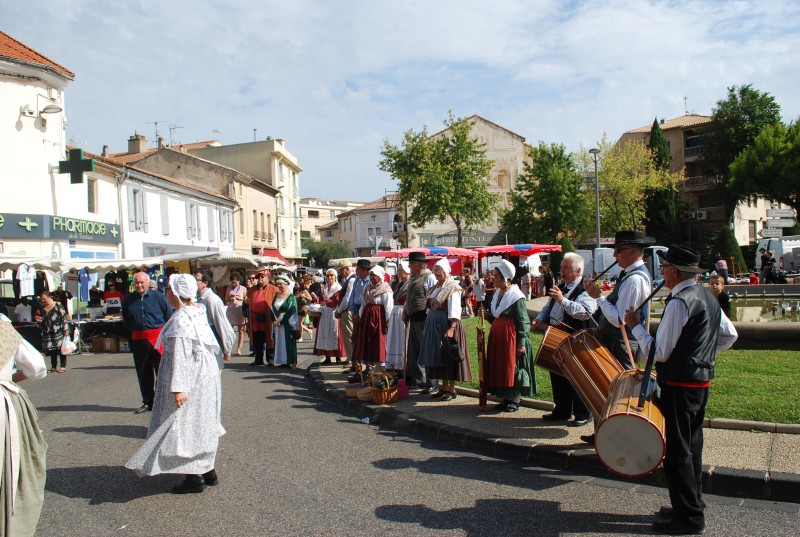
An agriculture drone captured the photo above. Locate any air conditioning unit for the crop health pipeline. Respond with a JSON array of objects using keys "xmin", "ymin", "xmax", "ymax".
[
  {"xmin": 686, "ymin": 211, "xmax": 696, "ymax": 220},
  {"xmin": 696, "ymin": 210, "xmax": 708, "ymax": 220}
]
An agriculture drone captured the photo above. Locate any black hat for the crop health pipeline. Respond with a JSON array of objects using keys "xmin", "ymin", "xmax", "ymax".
[
  {"xmin": 613, "ymin": 230, "xmax": 655, "ymax": 247},
  {"xmin": 657, "ymin": 244, "xmax": 706, "ymax": 273},
  {"xmin": 356, "ymin": 259, "xmax": 372, "ymax": 270},
  {"xmin": 408, "ymin": 251, "xmax": 426, "ymax": 263}
]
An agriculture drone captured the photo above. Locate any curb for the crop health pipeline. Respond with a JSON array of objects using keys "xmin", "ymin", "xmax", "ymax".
[{"xmin": 305, "ymin": 365, "xmax": 799, "ymax": 505}]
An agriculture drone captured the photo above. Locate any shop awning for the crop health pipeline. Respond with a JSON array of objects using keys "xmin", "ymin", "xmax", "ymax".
[
  {"xmin": 375, "ymin": 247, "xmax": 478, "ymax": 259},
  {"xmin": 472, "ymin": 244, "xmax": 562, "ymax": 257},
  {"xmin": 260, "ymin": 248, "xmax": 288, "ymax": 264}
]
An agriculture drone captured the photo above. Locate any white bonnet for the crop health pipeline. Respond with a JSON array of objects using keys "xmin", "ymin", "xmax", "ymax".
[
  {"xmin": 398, "ymin": 260, "xmax": 410, "ymax": 274},
  {"xmin": 169, "ymin": 273, "xmax": 197, "ymax": 300},
  {"xmin": 369, "ymin": 265, "xmax": 385, "ymax": 279},
  {"xmin": 434, "ymin": 258, "xmax": 451, "ymax": 275},
  {"xmin": 496, "ymin": 260, "xmax": 515, "ymax": 281}
]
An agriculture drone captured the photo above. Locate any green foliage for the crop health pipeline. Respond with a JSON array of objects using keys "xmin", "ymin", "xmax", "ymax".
[
  {"xmin": 713, "ymin": 227, "xmax": 747, "ymax": 276},
  {"xmin": 501, "ymin": 142, "xmax": 592, "ymax": 243},
  {"xmin": 379, "ymin": 112, "xmax": 498, "ymax": 247},
  {"xmin": 730, "ymin": 121, "xmax": 800, "ymax": 216},
  {"xmin": 644, "ymin": 186, "xmax": 681, "ymax": 245},
  {"xmin": 549, "ymin": 237, "xmax": 575, "ymax": 278},
  {"xmin": 303, "ymin": 240, "xmax": 349, "ymax": 269},
  {"xmin": 647, "ymin": 118, "xmax": 672, "ymax": 170},
  {"xmin": 701, "ymin": 84, "xmax": 782, "ymax": 221}
]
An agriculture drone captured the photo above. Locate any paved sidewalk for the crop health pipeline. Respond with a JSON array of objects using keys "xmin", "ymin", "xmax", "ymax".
[{"xmin": 306, "ymin": 355, "xmax": 800, "ymax": 505}]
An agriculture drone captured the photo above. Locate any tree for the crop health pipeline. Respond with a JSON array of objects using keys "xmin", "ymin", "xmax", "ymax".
[
  {"xmin": 713, "ymin": 227, "xmax": 747, "ymax": 278},
  {"xmin": 644, "ymin": 118, "xmax": 681, "ymax": 244},
  {"xmin": 730, "ymin": 121, "xmax": 800, "ymax": 217},
  {"xmin": 584, "ymin": 139, "xmax": 683, "ymax": 235},
  {"xmin": 501, "ymin": 142, "xmax": 592, "ymax": 243},
  {"xmin": 700, "ymin": 84, "xmax": 782, "ymax": 221},
  {"xmin": 379, "ymin": 112, "xmax": 498, "ymax": 247},
  {"xmin": 303, "ymin": 240, "xmax": 350, "ymax": 269}
]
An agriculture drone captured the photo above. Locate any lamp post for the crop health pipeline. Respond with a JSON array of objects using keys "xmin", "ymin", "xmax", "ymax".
[{"xmin": 589, "ymin": 148, "xmax": 601, "ymax": 250}]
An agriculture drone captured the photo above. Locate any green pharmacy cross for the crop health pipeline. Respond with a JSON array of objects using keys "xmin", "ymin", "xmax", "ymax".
[{"xmin": 59, "ymin": 148, "xmax": 94, "ymax": 184}]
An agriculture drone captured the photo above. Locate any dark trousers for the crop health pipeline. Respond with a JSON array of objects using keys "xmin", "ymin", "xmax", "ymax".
[
  {"xmin": 251, "ymin": 330, "xmax": 274, "ymax": 364},
  {"xmin": 603, "ymin": 334, "xmax": 638, "ymax": 370},
  {"xmin": 131, "ymin": 339, "xmax": 161, "ymax": 406},
  {"xmin": 405, "ymin": 320, "xmax": 429, "ymax": 387},
  {"xmin": 47, "ymin": 349, "xmax": 66, "ymax": 369},
  {"xmin": 660, "ymin": 384, "xmax": 708, "ymax": 525},
  {"xmin": 550, "ymin": 372, "xmax": 590, "ymax": 420}
]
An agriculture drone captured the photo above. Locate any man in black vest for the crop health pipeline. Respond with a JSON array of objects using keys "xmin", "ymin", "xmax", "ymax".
[
  {"xmin": 403, "ymin": 251, "xmax": 436, "ymax": 392},
  {"xmin": 625, "ymin": 245, "xmax": 737, "ymax": 535},
  {"xmin": 532, "ymin": 253, "xmax": 595, "ymax": 425}
]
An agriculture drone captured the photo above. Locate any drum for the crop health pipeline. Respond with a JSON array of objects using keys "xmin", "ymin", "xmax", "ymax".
[
  {"xmin": 534, "ymin": 326, "xmax": 569, "ymax": 376},
  {"xmin": 595, "ymin": 369, "xmax": 665, "ymax": 478},
  {"xmin": 554, "ymin": 329, "xmax": 624, "ymax": 419}
]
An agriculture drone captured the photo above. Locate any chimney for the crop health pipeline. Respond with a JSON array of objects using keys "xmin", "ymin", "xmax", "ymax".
[
  {"xmin": 102, "ymin": 145, "xmax": 109, "ymax": 157},
  {"xmin": 158, "ymin": 136, "xmax": 166, "ymax": 148},
  {"xmin": 660, "ymin": 119, "xmax": 665, "ymax": 124},
  {"xmin": 127, "ymin": 133, "xmax": 148, "ymax": 154}
]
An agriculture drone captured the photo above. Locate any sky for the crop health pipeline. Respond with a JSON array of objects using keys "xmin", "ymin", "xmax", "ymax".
[{"xmin": 3, "ymin": 0, "xmax": 799, "ymax": 203}]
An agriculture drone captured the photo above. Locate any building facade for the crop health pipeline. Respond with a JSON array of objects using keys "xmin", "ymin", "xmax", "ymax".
[
  {"xmin": 191, "ymin": 139, "xmax": 303, "ymax": 262},
  {"xmin": 299, "ymin": 198, "xmax": 363, "ymax": 241},
  {"xmin": 618, "ymin": 114, "xmax": 773, "ymax": 246}
]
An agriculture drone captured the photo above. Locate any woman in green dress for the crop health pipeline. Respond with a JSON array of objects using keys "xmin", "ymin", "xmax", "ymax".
[
  {"xmin": 272, "ymin": 275, "xmax": 299, "ymax": 371},
  {"xmin": 486, "ymin": 260, "xmax": 535, "ymax": 412}
]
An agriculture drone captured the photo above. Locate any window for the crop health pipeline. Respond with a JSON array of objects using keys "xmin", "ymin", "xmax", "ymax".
[
  {"xmin": 749, "ymin": 221, "xmax": 757, "ymax": 243},
  {"xmin": 128, "ymin": 188, "xmax": 148, "ymax": 232},
  {"xmin": 308, "ymin": 210, "xmax": 319, "ymax": 219},
  {"xmin": 329, "ymin": 210, "xmax": 336, "ymax": 219},
  {"xmin": 260, "ymin": 212, "xmax": 265, "ymax": 237},
  {"xmin": 207, "ymin": 207, "xmax": 216, "ymax": 242},
  {"xmin": 267, "ymin": 215, "xmax": 273, "ymax": 237},
  {"xmin": 219, "ymin": 210, "xmax": 228, "ymax": 242},
  {"xmin": 325, "ymin": 230, "xmax": 334, "ymax": 239},
  {"xmin": 375, "ymin": 226, "xmax": 382, "ymax": 235},
  {"xmin": 367, "ymin": 227, "xmax": 374, "ymax": 236},
  {"xmin": 281, "ymin": 228, "xmax": 286, "ymax": 245},
  {"xmin": 239, "ymin": 207, "xmax": 244, "ymax": 233},
  {"xmin": 87, "ymin": 178, "xmax": 97, "ymax": 213},
  {"xmin": 698, "ymin": 194, "xmax": 722, "ymax": 209},
  {"xmin": 186, "ymin": 203, "xmax": 200, "ymax": 239},
  {"xmin": 252, "ymin": 210, "xmax": 258, "ymax": 235}
]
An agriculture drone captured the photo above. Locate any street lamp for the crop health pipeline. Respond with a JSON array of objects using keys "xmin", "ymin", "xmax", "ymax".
[{"xmin": 589, "ymin": 148, "xmax": 601, "ymax": 250}]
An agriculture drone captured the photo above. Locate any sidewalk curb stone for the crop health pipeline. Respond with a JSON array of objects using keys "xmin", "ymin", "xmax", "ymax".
[{"xmin": 306, "ymin": 365, "xmax": 798, "ymax": 504}]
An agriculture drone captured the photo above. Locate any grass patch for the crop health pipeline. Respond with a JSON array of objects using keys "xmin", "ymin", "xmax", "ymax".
[{"xmin": 457, "ymin": 317, "xmax": 799, "ymax": 424}]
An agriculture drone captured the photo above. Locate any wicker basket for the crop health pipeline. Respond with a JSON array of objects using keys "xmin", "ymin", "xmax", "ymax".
[
  {"xmin": 344, "ymin": 372, "xmax": 365, "ymax": 398},
  {"xmin": 371, "ymin": 373, "xmax": 399, "ymax": 405},
  {"xmin": 356, "ymin": 386, "xmax": 374, "ymax": 402}
]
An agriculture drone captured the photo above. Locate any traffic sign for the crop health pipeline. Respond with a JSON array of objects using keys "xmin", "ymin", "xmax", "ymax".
[
  {"xmin": 766, "ymin": 208, "xmax": 796, "ymax": 218},
  {"xmin": 766, "ymin": 218, "xmax": 797, "ymax": 228},
  {"xmin": 759, "ymin": 228, "xmax": 783, "ymax": 238}
]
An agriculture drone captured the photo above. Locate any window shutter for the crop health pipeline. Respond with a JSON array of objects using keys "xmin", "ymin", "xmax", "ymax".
[
  {"xmin": 160, "ymin": 195, "xmax": 170, "ymax": 235},
  {"xmin": 186, "ymin": 203, "xmax": 193, "ymax": 239},
  {"xmin": 228, "ymin": 211, "xmax": 234, "ymax": 242},
  {"xmin": 127, "ymin": 188, "xmax": 136, "ymax": 231},
  {"xmin": 195, "ymin": 205, "xmax": 202, "ymax": 241},
  {"xmin": 141, "ymin": 191, "xmax": 149, "ymax": 233},
  {"xmin": 207, "ymin": 207, "xmax": 216, "ymax": 242}
]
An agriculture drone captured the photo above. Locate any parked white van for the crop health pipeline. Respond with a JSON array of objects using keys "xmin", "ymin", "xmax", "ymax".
[{"xmin": 755, "ymin": 235, "xmax": 800, "ymax": 274}]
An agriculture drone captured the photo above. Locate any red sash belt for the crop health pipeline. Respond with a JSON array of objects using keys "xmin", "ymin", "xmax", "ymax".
[
  {"xmin": 132, "ymin": 327, "xmax": 164, "ymax": 352},
  {"xmin": 664, "ymin": 380, "xmax": 710, "ymax": 388}
]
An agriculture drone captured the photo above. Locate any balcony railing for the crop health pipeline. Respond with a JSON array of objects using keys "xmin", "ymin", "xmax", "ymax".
[
  {"xmin": 683, "ymin": 175, "xmax": 711, "ymax": 187},
  {"xmin": 684, "ymin": 146, "xmax": 703, "ymax": 158}
]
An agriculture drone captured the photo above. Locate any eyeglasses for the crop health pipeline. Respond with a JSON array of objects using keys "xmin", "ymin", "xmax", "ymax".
[
  {"xmin": 256, "ymin": 275, "xmax": 266, "ymax": 279},
  {"xmin": 614, "ymin": 246, "xmax": 634, "ymax": 254}
]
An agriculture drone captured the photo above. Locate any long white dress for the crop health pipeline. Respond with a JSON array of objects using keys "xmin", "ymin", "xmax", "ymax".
[{"xmin": 126, "ymin": 305, "xmax": 225, "ymax": 476}]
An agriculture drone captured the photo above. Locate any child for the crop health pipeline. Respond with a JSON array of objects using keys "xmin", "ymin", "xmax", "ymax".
[
  {"xmin": 749, "ymin": 271, "xmax": 760, "ymax": 285},
  {"xmin": 708, "ymin": 274, "xmax": 731, "ymax": 318}
]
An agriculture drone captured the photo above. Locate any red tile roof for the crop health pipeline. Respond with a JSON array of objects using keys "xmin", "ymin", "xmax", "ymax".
[
  {"xmin": 0, "ymin": 31, "xmax": 74, "ymax": 79},
  {"xmin": 108, "ymin": 140, "xmax": 221, "ymax": 164},
  {"xmin": 626, "ymin": 114, "xmax": 712, "ymax": 134},
  {"xmin": 358, "ymin": 194, "xmax": 402, "ymax": 211}
]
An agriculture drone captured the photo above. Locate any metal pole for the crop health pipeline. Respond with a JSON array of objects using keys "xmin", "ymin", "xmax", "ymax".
[{"xmin": 593, "ymin": 154, "xmax": 601, "ymax": 250}]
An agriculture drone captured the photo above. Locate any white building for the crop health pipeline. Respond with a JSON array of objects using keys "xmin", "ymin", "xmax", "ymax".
[
  {"xmin": 300, "ymin": 198, "xmax": 364, "ymax": 241},
  {"xmin": 0, "ymin": 31, "xmax": 124, "ymax": 260}
]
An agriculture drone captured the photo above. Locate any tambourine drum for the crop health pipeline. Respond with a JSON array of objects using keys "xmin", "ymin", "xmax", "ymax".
[
  {"xmin": 554, "ymin": 329, "xmax": 624, "ymax": 419},
  {"xmin": 534, "ymin": 326, "xmax": 568, "ymax": 376},
  {"xmin": 595, "ymin": 369, "xmax": 666, "ymax": 478}
]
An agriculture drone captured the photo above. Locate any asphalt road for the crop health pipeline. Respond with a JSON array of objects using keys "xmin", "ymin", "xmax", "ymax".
[{"xmin": 26, "ymin": 342, "xmax": 800, "ymax": 537}]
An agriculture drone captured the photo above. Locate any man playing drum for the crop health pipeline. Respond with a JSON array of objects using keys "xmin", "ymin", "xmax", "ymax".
[
  {"xmin": 582, "ymin": 230, "xmax": 653, "ymax": 443},
  {"xmin": 624, "ymin": 245, "xmax": 737, "ymax": 535},
  {"xmin": 532, "ymin": 253, "xmax": 596, "ymax": 426}
]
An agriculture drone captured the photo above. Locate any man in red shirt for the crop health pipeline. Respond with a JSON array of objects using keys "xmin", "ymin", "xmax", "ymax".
[{"xmin": 248, "ymin": 270, "xmax": 278, "ymax": 366}]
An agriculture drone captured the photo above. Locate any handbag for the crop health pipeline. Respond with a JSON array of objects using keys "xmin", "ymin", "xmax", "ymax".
[{"xmin": 440, "ymin": 336, "xmax": 465, "ymax": 364}]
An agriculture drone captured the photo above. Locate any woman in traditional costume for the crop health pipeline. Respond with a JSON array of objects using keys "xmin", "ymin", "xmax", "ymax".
[
  {"xmin": 126, "ymin": 274, "xmax": 225, "ymax": 494},
  {"xmin": 312, "ymin": 269, "xmax": 345, "ymax": 364},
  {"xmin": 418, "ymin": 259, "xmax": 472, "ymax": 401},
  {"xmin": 34, "ymin": 290, "xmax": 69, "ymax": 373},
  {"xmin": 0, "ymin": 314, "xmax": 47, "ymax": 536},
  {"xmin": 385, "ymin": 261, "xmax": 410, "ymax": 371},
  {"xmin": 486, "ymin": 260, "xmax": 534, "ymax": 413},
  {"xmin": 354, "ymin": 266, "xmax": 393, "ymax": 366},
  {"xmin": 271, "ymin": 275, "xmax": 299, "ymax": 371}
]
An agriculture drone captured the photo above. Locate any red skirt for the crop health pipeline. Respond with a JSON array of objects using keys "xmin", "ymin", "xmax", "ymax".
[
  {"xmin": 354, "ymin": 304, "xmax": 386, "ymax": 363},
  {"xmin": 487, "ymin": 317, "xmax": 516, "ymax": 388}
]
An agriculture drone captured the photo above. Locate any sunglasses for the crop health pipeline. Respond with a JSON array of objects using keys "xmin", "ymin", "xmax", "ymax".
[{"xmin": 614, "ymin": 246, "xmax": 634, "ymax": 254}]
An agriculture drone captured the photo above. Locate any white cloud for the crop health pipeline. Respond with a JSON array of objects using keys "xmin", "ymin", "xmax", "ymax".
[{"xmin": 3, "ymin": 0, "xmax": 799, "ymax": 201}]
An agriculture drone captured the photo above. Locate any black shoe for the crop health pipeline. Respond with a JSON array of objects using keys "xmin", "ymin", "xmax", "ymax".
[
  {"xmin": 171, "ymin": 475, "xmax": 206, "ymax": 494},
  {"xmin": 652, "ymin": 517, "xmax": 705, "ymax": 535},
  {"xmin": 249, "ymin": 361, "xmax": 265, "ymax": 366},
  {"xmin": 248, "ymin": 352, "xmax": 255, "ymax": 357},
  {"xmin": 134, "ymin": 404, "xmax": 151, "ymax": 414},
  {"xmin": 580, "ymin": 434, "xmax": 595, "ymax": 445},
  {"xmin": 420, "ymin": 386, "xmax": 437, "ymax": 395},
  {"xmin": 503, "ymin": 402, "xmax": 519, "ymax": 412},
  {"xmin": 440, "ymin": 391, "xmax": 456, "ymax": 401},
  {"xmin": 657, "ymin": 506, "xmax": 675, "ymax": 518},
  {"xmin": 493, "ymin": 400, "xmax": 510, "ymax": 411},
  {"xmin": 202, "ymin": 469, "xmax": 218, "ymax": 486},
  {"xmin": 430, "ymin": 389, "xmax": 446, "ymax": 398},
  {"xmin": 321, "ymin": 357, "xmax": 332, "ymax": 365},
  {"xmin": 572, "ymin": 417, "xmax": 592, "ymax": 426},
  {"xmin": 267, "ymin": 362, "xmax": 275, "ymax": 367},
  {"xmin": 541, "ymin": 412, "xmax": 570, "ymax": 422}
]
